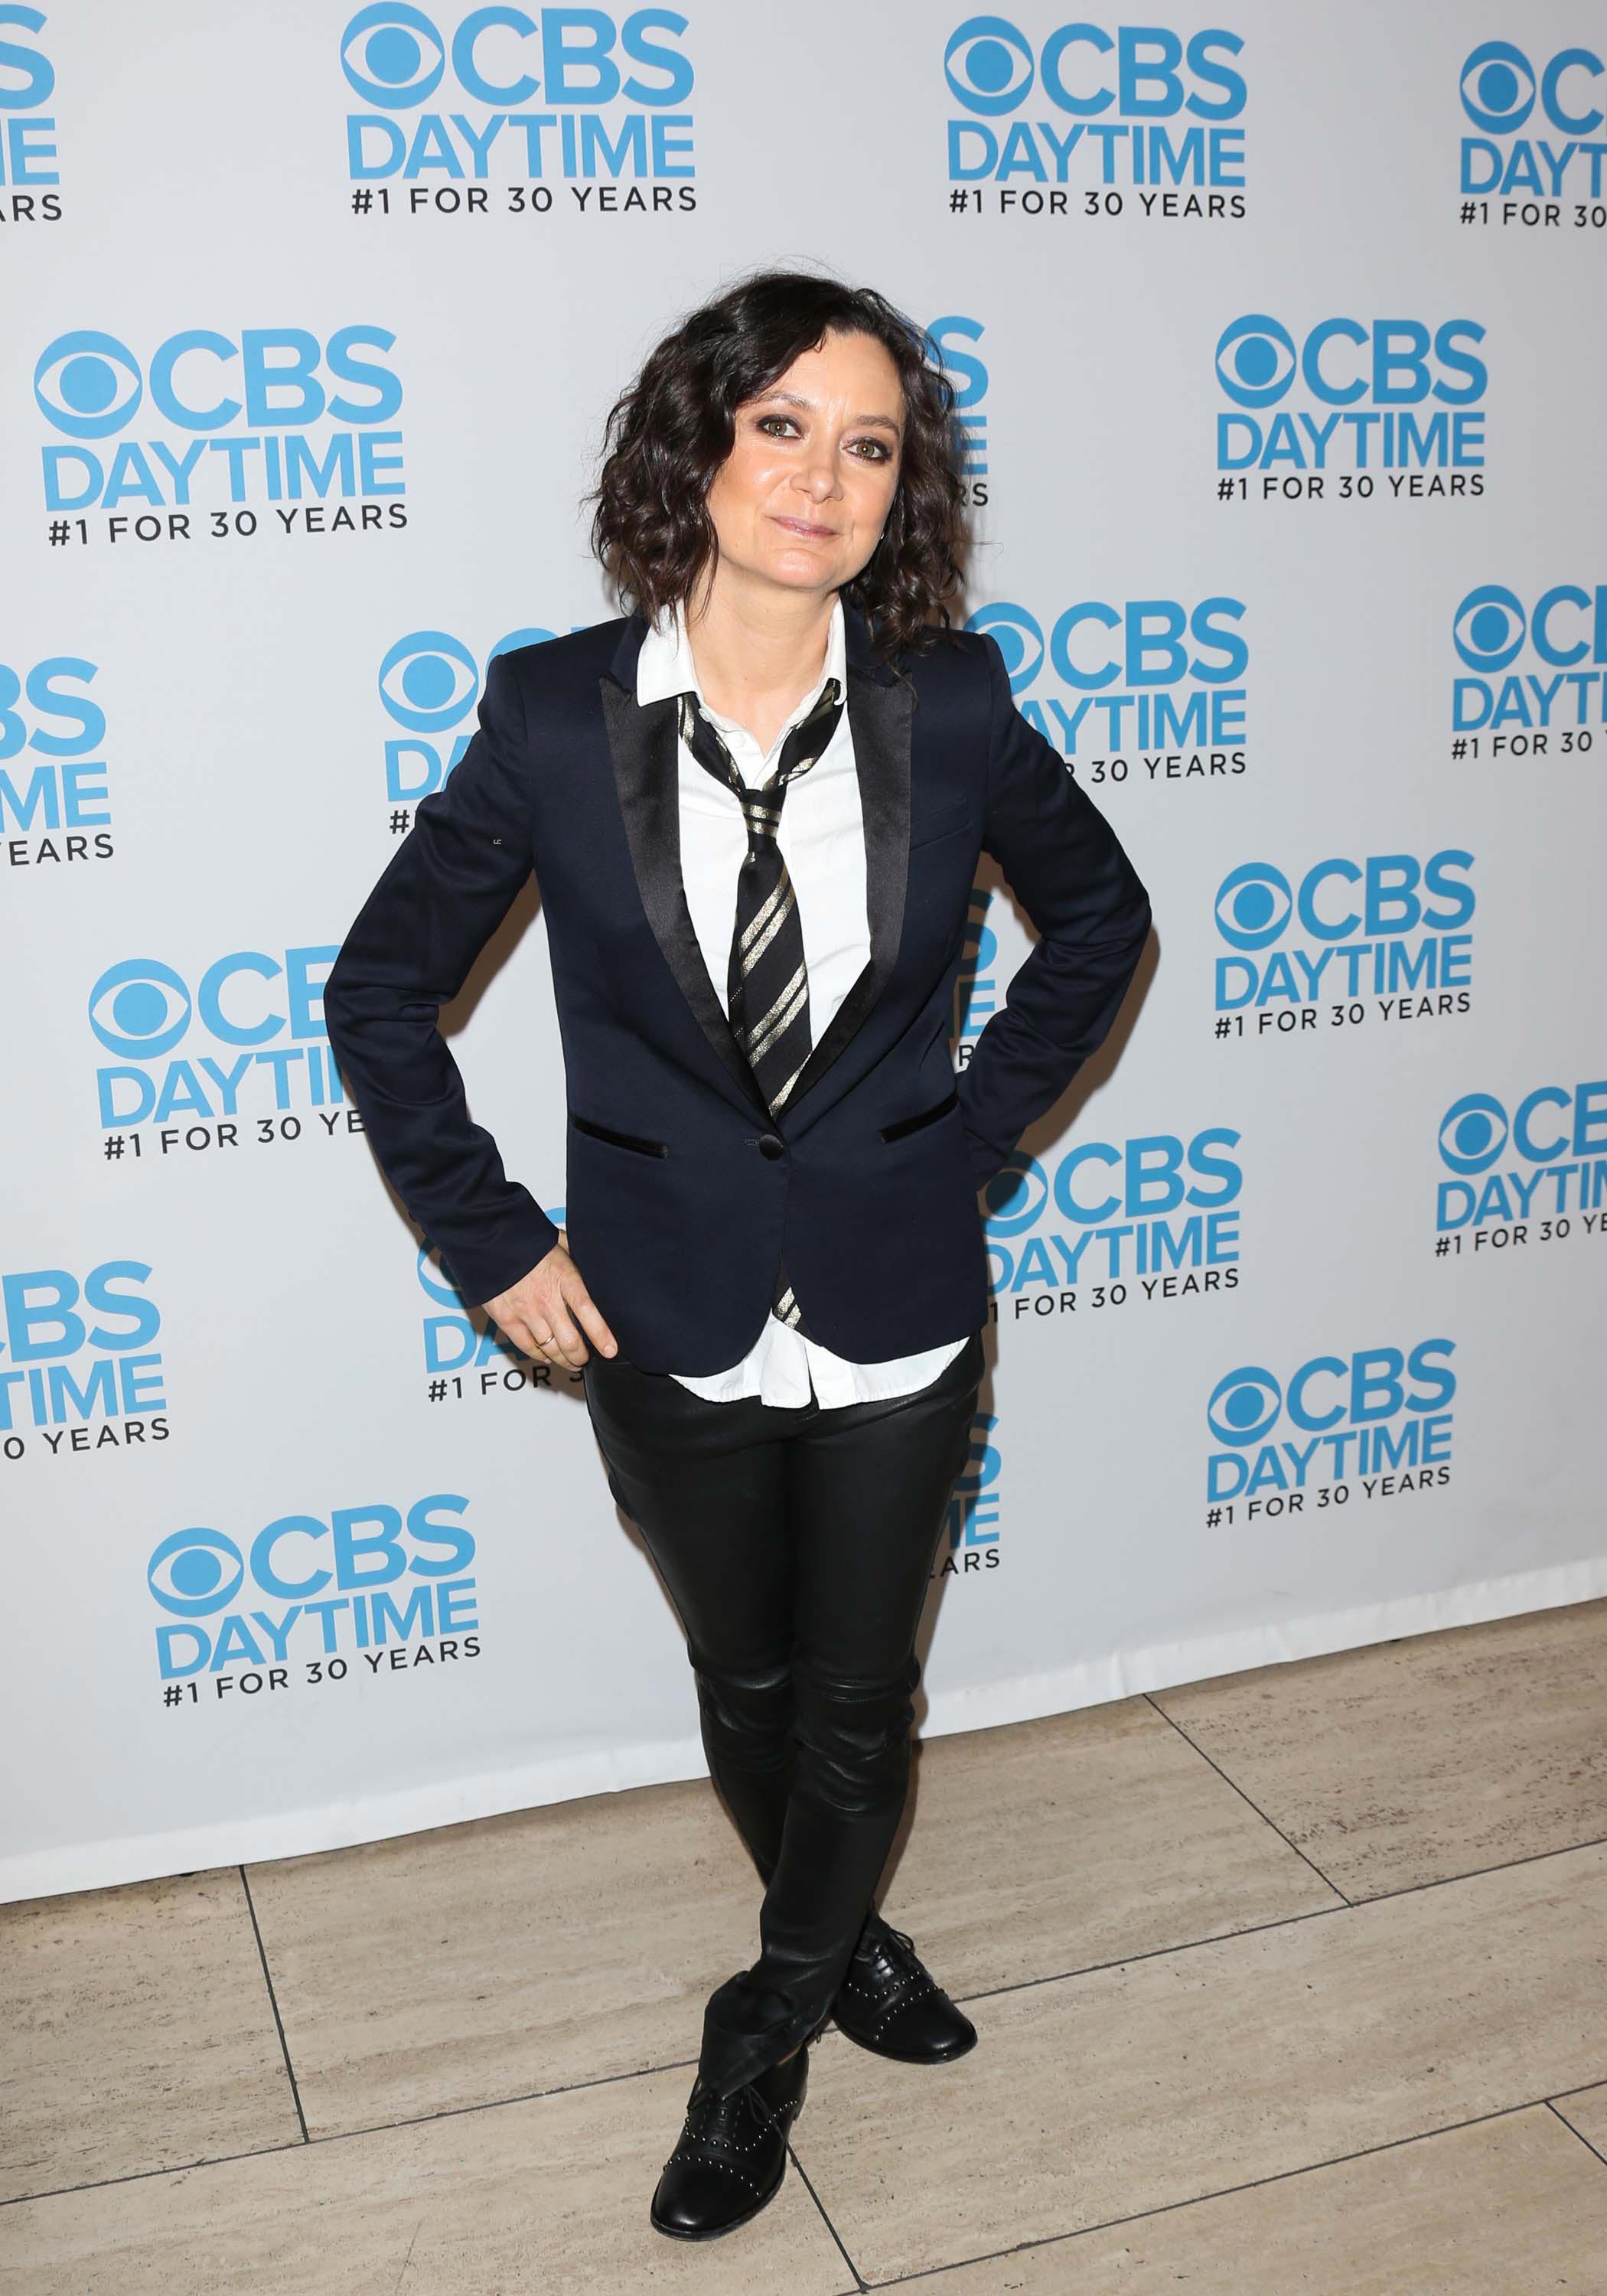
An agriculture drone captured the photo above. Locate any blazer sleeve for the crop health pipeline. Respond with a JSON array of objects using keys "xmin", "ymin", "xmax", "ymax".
[
  {"xmin": 322, "ymin": 650, "xmax": 563, "ymax": 1308},
  {"xmin": 957, "ymin": 631, "xmax": 1152, "ymax": 1191}
]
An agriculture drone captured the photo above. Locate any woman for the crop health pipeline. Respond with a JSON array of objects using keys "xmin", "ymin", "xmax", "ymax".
[{"xmin": 323, "ymin": 268, "xmax": 1151, "ymax": 2240}]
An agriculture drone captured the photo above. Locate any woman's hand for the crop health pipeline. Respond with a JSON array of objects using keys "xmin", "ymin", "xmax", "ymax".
[{"xmin": 484, "ymin": 1238, "xmax": 618, "ymax": 1371}]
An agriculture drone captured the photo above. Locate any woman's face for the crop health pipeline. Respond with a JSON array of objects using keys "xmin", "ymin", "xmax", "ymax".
[{"xmin": 702, "ymin": 328, "xmax": 905, "ymax": 605}]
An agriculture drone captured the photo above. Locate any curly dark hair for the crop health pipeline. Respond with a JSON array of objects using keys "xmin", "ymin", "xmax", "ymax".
[{"xmin": 587, "ymin": 269, "xmax": 970, "ymax": 657}]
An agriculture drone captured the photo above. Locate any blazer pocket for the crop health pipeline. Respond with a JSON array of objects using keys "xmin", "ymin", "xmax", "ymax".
[
  {"xmin": 879, "ymin": 1084, "xmax": 960, "ymax": 1143},
  {"xmin": 908, "ymin": 798, "xmax": 970, "ymax": 853},
  {"xmin": 569, "ymin": 1111, "xmax": 670, "ymax": 1158}
]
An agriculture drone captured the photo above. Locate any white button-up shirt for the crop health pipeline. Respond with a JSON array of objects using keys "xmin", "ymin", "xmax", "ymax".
[{"xmin": 634, "ymin": 595, "xmax": 970, "ymax": 1408}]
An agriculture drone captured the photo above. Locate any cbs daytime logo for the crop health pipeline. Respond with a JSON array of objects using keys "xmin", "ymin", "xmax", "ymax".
[
  {"xmin": 1214, "ymin": 315, "xmax": 1488, "ymax": 491},
  {"xmin": 379, "ymin": 623, "xmax": 569, "ymax": 823},
  {"xmin": 925, "ymin": 317, "xmax": 990, "ymax": 507},
  {"xmin": 341, "ymin": 2, "xmax": 696, "ymax": 212},
  {"xmin": 1450, "ymin": 582, "xmax": 1607, "ymax": 758},
  {"xmin": 148, "ymin": 1495, "xmax": 480, "ymax": 1691},
  {"xmin": 1436, "ymin": 1078, "xmax": 1607, "ymax": 1244},
  {"xmin": 0, "ymin": 2, "xmax": 61, "ymax": 220},
  {"xmin": 938, "ymin": 1410, "xmax": 1002, "ymax": 1577},
  {"xmin": 968, "ymin": 596, "xmax": 1247, "ymax": 784},
  {"xmin": 0, "ymin": 1261, "xmax": 167, "ymax": 1460},
  {"xmin": 86, "ymin": 944, "xmax": 362, "ymax": 1157},
  {"xmin": 1212, "ymin": 850, "xmax": 1475, "ymax": 1035},
  {"xmin": 943, "ymin": 18, "xmax": 1246, "ymax": 214},
  {"xmin": 979, "ymin": 1126, "xmax": 1241, "ymax": 1322},
  {"xmin": 33, "ymin": 326, "xmax": 406, "ymax": 544},
  {"xmin": 1459, "ymin": 40, "xmax": 1607, "ymax": 210},
  {"xmin": 1205, "ymin": 1340, "xmax": 1455, "ymax": 1513},
  {"xmin": 2, "ymin": 654, "xmax": 112, "ymax": 868},
  {"xmin": 417, "ymin": 1236, "xmax": 575, "ymax": 1401}
]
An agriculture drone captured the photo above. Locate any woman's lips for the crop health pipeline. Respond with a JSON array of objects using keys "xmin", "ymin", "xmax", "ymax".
[{"xmin": 771, "ymin": 515, "xmax": 836, "ymax": 538}]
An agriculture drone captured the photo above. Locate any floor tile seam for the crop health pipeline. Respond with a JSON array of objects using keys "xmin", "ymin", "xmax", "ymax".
[
  {"xmin": 1142, "ymin": 1691, "xmax": 1354, "ymax": 1903},
  {"xmin": 947, "ymin": 1820, "xmax": 1607, "ymax": 2017},
  {"xmin": 784, "ymin": 2133, "xmax": 872, "ymax": 2291},
  {"xmin": 0, "ymin": 2049, "xmax": 717, "ymax": 2208},
  {"xmin": 12, "ymin": 1839, "xmax": 1607, "ymax": 2215},
  {"xmin": 1544, "ymin": 2095, "xmax": 1607, "ymax": 2169},
  {"xmin": 1140, "ymin": 1695, "xmax": 1607, "ymax": 1908},
  {"xmin": 9, "ymin": 2062, "xmax": 1605, "ymax": 2220},
  {"xmin": 940, "ymin": 1829, "xmax": 1607, "ymax": 2007},
  {"xmin": 941, "ymin": 1898, "xmax": 1342, "ymax": 2007},
  {"xmin": 221, "ymin": 1828, "xmax": 1607, "ymax": 2139},
  {"xmin": 11, "ymin": 1840, "xmax": 1602, "ymax": 2213},
  {"xmin": 207, "ymin": 1828, "xmax": 1607, "ymax": 2103},
  {"xmin": 237, "ymin": 1864, "xmax": 309, "ymax": 2145},
  {"xmin": 1340, "ymin": 1828, "xmax": 1607, "ymax": 1903},
  {"xmin": 393, "ymin": 2217, "xmax": 424, "ymax": 2285},
  {"xmin": 813, "ymin": 2094, "xmax": 1592, "ymax": 2289}
]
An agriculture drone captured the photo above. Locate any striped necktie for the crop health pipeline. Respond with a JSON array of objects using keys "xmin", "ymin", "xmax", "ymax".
[{"xmin": 677, "ymin": 675, "xmax": 846, "ymax": 1341}]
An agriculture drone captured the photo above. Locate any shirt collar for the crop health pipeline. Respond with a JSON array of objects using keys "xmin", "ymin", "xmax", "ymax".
[{"xmin": 635, "ymin": 593, "xmax": 847, "ymax": 732}]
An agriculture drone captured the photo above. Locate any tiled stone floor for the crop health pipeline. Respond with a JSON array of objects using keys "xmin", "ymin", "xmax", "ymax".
[{"xmin": 5, "ymin": 1598, "xmax": 1607, "ymax": 2291}]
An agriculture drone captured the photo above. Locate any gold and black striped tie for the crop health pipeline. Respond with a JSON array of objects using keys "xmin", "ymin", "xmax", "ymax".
[{"xmin": 677, "ymin": 677, "xmax": 846, "ymax": 1341}]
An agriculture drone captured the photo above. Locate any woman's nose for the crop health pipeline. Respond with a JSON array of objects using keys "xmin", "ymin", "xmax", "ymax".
[{"xmin": 796, "ymin": 452, "xmax": 841, "ymax": 501}]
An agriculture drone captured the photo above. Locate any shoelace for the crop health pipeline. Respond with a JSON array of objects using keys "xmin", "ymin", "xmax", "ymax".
[
  {"xmin": 861, "ymin": 1922, "xmax": 919, "ymax": 1973},
  {"xmin": 671, "ymin": 2068, "xmax": 796, "ymax": 2164}
]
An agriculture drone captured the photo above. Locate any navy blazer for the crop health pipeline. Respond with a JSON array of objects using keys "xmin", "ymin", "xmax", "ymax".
[{"xmin": 323, "ymin": 601, "xmax": 1152, "ymax": 1372}]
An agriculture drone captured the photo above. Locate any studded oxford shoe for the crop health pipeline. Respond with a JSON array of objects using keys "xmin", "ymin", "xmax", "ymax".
[
  {"xmin": 649, "ymin": 2041, "xmax": 810, "ymax": 2239},
  {"xmin": 830, "ymin": 1916, "xmax": 978, "ymax": 2063}
]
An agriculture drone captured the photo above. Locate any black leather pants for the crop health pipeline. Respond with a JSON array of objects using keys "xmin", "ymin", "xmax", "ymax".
[{"xmin": 582, "ymin": 1328, "xmax": 986, "ymax": 2101}]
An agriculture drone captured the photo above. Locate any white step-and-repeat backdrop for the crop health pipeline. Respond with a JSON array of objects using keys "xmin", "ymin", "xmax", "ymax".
[{"xmin": 5, "ymin": 1, "xmax": 1604, "ymax": 1900}]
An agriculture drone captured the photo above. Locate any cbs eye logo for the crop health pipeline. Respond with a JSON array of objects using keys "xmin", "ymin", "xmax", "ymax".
[
  {"xmin": 1214, "ymin": 863, "xmax": 1291, "ymax": 950},
  {"xmin": 980, "ymin": 1149, "xmax": 1048, "ymax": 1232},
  {"xmin": 339, "ymin": 3, "xmax": 694, "ymax": 109},
  {"xmin": 967, "ymin": 602, "xmax": 1043, "ymax": 694},
  {"xmin": 1438, "ymin": 1082, "xmax": 1607, "ymax": 1174},
  {"xmin": 377, "ymin": 628, "xmax": 553, "ymax": 732},
  {"xmin": 342, "ymin": 2, "xmax": 448, "ymax": 106},
  {"xmin": 944, "ymin": 18, "xmax": 1035, "ymax": 114},
  {"xmin": 1437, "ymin": 1093, "xmax": 1510, "ymax": 1176},
  {"xmin": 148, "ymin": 1528, "xmax": 245, "ymax": 1619},
  {"xmin": 1214, "ymin": 315, "xmax": 1486, "ymax": 409},
  {"xmin": 1453, "ymin": 585, "xmax": 1525, "ymax": 672},
  {"xmin": 86, "ymin": 948, "xmax": 334, "ymax": 1062},
  {"xmin": 380, "ymin": 631, "xmax": 478, "ymax": 733},
  {"xmin": 1452, "ymin": 583, "xmax": 1607, "ymax": 673},
  {"xmin": 1207, "ymin": 1343, "xmax": 1457, "ymax": 1446},
  {"xmin": 943, "ymin": 18, "xmax": 1244, "ymax": 118},
  {"xmin": 32, "ymin": 328, "xmax": 402, "ymax": 440},
  {"xmin": 1459, "ymin": 41, "xmax": 1602, "ymax": 135},
  {"xmin": 33, "ymin": 331, "xmax": 142, "ymax": 440},
  {"xmin": 1214, "ymin": 315, "xmax": 1296, "ymax": 409},
  {"xmin": 1206, "ymin": 1365, "xmax": 1282, "ymax": 1448},
  {"xmin": 981, "ymin": 1131, "xmax": 1241, "ymax": 1236},
  {"xmin": 87, "ymin": 959, "xmax": 192, "ymax": 1060},
  {"xmin": 1213, "ymin": 854, "xmax": 1476, "ymax": 948},
  {"xmin": 968, "ymin": 599, "xmax": 1249, "ymax": 696}
]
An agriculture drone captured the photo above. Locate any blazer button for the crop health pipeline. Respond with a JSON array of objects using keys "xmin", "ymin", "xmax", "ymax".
[{"xmin": 756, "ymin": 1133, "xmax": 785, "ymax": 1159}]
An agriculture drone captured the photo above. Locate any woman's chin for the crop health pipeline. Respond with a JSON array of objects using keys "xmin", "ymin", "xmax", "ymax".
[{"xmin": 755, "ymin": 551, "xmax": 847, "ymax": 594}]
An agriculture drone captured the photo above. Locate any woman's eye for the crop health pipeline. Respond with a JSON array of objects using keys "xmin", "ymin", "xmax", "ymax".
[
  {"xmin": 850, "ymin": 439, "xmax": 892, "ymax": 461},
  {"xmin": 757, "ymin": 415, "xmax": 798, "ymax": 436}
]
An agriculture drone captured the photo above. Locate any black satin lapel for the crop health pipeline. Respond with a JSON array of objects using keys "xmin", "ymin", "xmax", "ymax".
[
  {"xmin": 783, "ymin": 668, "xmax": 913, "ymax": 1114},
  {"xmin": 598, "ymin": 678, "xmax": 771, "ymax": 1120}
]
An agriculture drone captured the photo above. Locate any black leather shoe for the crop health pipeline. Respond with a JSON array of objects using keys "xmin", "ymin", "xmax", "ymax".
[
  {"xmin": 830, "ymin": 1918, "xmax": 978, "ymax": 2063},
  {"xmin": 649, "ymin": 2043, "xmax": 809, "ymax": 2239}
]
